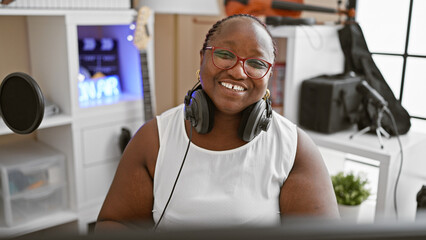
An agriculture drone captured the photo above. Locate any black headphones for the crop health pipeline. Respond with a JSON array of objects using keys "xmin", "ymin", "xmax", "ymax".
[{"xmin": 184, "ymin": 83, "xmax": 272, "ymax": 142}]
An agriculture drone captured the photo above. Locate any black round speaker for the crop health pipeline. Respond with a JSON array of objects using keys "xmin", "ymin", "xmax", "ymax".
[{"xmin": 0, "ymin": 72, "xmax": 45, "ymax": 134}]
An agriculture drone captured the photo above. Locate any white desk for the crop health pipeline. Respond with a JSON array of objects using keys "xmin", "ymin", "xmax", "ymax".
[{"xmin": 305, "ymin": 127, "xmax": 426, "ymax": 221}]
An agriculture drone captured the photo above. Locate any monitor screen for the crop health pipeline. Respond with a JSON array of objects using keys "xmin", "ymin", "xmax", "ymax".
[{"xmin": 22, "ymin": 217, "xmax": 426, "ymax": 240}]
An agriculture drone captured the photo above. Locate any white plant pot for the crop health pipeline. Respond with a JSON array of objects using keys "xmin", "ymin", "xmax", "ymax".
[{"xmin": 338, "ymin": 204, "xmax": 361, "ymax": 222}]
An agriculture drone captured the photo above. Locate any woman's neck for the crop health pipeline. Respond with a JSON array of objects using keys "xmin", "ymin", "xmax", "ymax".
[{"xmin": 184, "ymin": 111, "xmax": 246, "ymax": 151}]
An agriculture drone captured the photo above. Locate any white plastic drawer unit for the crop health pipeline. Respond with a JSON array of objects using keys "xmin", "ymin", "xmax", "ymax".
[{"xmin": 0, "ymin": 140, "xmax": 68, "ymax": 227}]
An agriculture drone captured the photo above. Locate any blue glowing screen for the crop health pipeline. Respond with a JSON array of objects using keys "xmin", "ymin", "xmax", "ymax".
[
  {"xmin": 77, "ymin": 24, "xmax": 142, "ymax": 107},
  {"xmin": 78, "ymin": 75, "xmax": 121, "ymax": 102}
]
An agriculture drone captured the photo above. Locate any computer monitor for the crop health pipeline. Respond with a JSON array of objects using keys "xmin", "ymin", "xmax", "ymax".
[{"xmin": 17, "ymin": 217, "xmax": 426, "ymax": 240}]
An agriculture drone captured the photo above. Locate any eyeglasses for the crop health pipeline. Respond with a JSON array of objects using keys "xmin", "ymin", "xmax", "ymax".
[{"xmin": 204, "ymin": 46, "xmax": 272, "ymax": 80}]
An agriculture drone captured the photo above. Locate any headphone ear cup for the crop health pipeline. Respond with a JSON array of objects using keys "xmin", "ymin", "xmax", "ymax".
[
  {"xmin": 185, "ymin": 89, "xmax": 214, "ymax": 134},
  {"xmin": 238, "ymin": 100, "xmax": 272, "ymax": 142}
]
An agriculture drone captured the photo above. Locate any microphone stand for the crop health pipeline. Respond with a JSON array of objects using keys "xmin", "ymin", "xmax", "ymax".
[
  {"xmin": 349, "ymin": 104, "xmax": 390, "ymax": 149},
  {"xmin": 349, "ymin": 80, "xmax": 391, "ymax": 149}
]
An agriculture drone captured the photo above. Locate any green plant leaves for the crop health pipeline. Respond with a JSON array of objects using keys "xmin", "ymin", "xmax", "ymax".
[{"xmin": 331, "ymin": 171, "xmax": 371, "ymax": 206}]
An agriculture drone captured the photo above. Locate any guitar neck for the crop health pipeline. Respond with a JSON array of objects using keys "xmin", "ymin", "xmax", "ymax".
[
  {"xmin": 134, "ymin": 6, "xmax": 154, "ymax": 122},
  {"xmin": 139, "ymin": 50, "xmax": 153, "ymax": 121}
]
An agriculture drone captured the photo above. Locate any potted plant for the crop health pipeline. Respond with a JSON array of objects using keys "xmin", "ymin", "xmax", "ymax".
[{"xmin": 331, "ymin": 171, "xmax": 371, "ymax": 221}]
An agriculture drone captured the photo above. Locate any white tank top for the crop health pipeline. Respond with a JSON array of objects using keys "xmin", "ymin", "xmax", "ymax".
[{"xmin": 153, "ymin": 104, "xmax": 297, "ymax": 230}]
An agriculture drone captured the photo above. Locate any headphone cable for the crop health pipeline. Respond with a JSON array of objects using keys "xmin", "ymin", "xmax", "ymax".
[
  {"xmin": 299, "ymin": 24, "xmax": 324, "ymax": 51},
  {"xmin": 153, "ymin": 125, "xmax": 193, "ymax": 231}
]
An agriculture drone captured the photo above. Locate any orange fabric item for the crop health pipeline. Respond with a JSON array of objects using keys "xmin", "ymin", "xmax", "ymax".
[
  {"xmin": 225, "ymin": 0, "xmax": 303, "ymax": 18},
  {"xmin": 27, "ymin": 180, "xmax": 45, "ymax": 190}
]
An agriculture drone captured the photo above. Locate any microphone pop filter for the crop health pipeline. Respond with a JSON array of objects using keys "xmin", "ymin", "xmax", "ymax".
[{"xmin": 0, "ymin": 72, "xmax": 45, "ymax": 134}]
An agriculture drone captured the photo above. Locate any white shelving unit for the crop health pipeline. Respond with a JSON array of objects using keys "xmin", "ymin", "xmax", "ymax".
[
  {"xmin": 0, "ymin": 211, "xmax": 77, "ymax": 237},
  {"xmin": 308, "ymin": 127, "xmax": 426, "ymax": 222},
  {"xmin": 0, "ymin": 115, "xmax": 72, "ymax": 135},
  {"xmin": 269, "ymin": 25, "xmax": 345, "ymax": 124},
  {"xmin": 0, "ymin": 8, "xmax": 154, "ymax": 237}
]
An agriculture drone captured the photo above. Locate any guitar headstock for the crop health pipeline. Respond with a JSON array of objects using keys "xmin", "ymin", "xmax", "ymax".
[{"xmin": 133, "ymin": 6, "xmax": 151, "ymax": 51}]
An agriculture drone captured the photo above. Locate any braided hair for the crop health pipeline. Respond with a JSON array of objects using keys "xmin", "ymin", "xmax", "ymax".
[{"xmin": 201, "ymin": 14, "xmax": 277, "ymax": 61}]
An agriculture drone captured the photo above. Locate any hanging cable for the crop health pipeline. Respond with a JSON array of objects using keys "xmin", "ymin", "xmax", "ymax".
[
  {"xmin": 299, "ymin": 25, "xmax": 324, "ymax": 51},
  {"xmin": 385, "ymin": 108, "xmax": 404, "ymax": 219},
  {"xmin": 154, "ymin": 125, "xmax": 193, "ymax": 231}
]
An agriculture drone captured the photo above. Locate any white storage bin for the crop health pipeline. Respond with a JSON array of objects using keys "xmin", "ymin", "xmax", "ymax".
[{"xmin": 0, "ymin": 140, "xmax": 68, "ymax": 226}]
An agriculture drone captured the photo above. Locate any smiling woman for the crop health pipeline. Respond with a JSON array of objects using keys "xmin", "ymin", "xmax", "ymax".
[{"xmin": 95, "ymin": 14, "xmax": 339, "ymax": 232}]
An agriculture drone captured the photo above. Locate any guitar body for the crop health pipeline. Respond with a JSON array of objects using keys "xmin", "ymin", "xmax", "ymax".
[{"xmin": 225, "ymin": 0, "xmax": 303, "ymax": 17}]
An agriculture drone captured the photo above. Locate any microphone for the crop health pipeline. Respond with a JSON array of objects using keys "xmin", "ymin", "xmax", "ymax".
[
  {"xmin": 357, "ymin": 80, "xmax": 388, "ymax": 108},
  {"xmin": 265, "ymin": 16, "xmax": 316, "ymax": 26},
  {"xmin": 0, "ymin": 72, "xmax": 45, "ymax": 134},
  {"xmin": 271, "ymin": 0, "xmax": 337, "ymax": 14}
]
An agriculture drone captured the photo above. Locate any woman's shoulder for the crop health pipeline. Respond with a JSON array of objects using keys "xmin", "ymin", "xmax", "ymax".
[
  {"xmin": 156, "ymin": 104, "xmax": 184, "ymax": 135},
  {"xmin": 271, "ymin": 111, "xmax": 297, "ymax": 133},
  {"xmin": 157, "ymin": 104, "xmax": 184, "ymax": 120}
]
